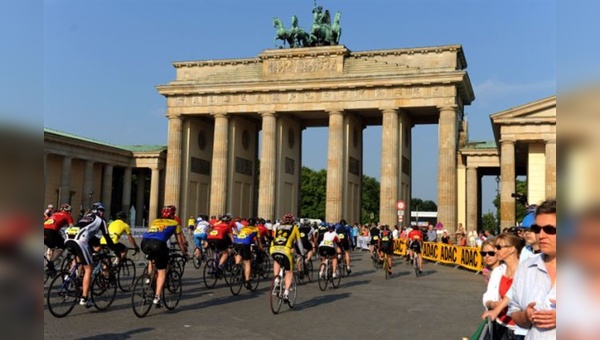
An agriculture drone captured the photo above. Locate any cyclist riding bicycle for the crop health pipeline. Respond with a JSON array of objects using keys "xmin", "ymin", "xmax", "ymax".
[
  {"xmin": 140, "ymin": 205, "xmax": 188, "ymax": 307},
  {"xmin": 378, "ymin": 225, "xmax": 394, "ymax": 276},
  {"xmin": 335, "ymin": 219, "xmax": 353, "ymax": 274},
  {"xmin": 408, "ymin": 227, "xmax": 424, "ymax": 273},
  {"xmin": 207, "ymin": 213, "xmax": 235, "ymax": 271},
  {"xmin": 318, "ymin": 223, "xmax": 340, "ymax": 278},
  {"xmin": 297, "ymin": 220, "xmax": 316, "ymax": 265},
  {"xmin": 100, "ymin": 211, "xmax": 140, "ymax": 264},
  {"xmin": 64, "ymin": 202, "xmax": 116, "ymax": 307},
  {"xmin": 369, "ymin": 224, "xmax": 381, "ymax": 257},
  {"xmin": 233, "ymin": 217, "xmax": 263, "ymax": 289},
  {"xmin": 270, "ymin": 213, "xmax": 304, "ymax": 301},
  {"xmin": 193, "ymin": 215, "xmax": 210, "ymax": 262},
  {"xmin": 44, "ymin": 203, "xmax": 74, "ymax": 274}
]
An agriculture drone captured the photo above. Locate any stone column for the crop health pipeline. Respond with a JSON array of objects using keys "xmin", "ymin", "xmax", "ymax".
[
  {"xmin": 258, "ymin": 112, "xmax": 277, "ymax": 220},
  {"xmin": 102, "ymin": 164, "xmax": 113, "ymax": 219},
  {"xmin": 60, "ymin": 156, "xmax": 72, "ymax": 204},
  {"xmin": 437, "ymin": 106, "xmax": 458, "ymax": 234},
  {"xmin": 545, "ymin": 139, "xmax": 556, "ymax": 199},
  {"xmin": 122, "ymin": 167, "xmax": 132, "ymax": 214},
  {"xmin": 164, "ymin": 115, "xmax": 183, "ymax": 207},
  {"xmin": 500, "ymin": 139, "xmax": 516, "ymax": 228},
  {"xmin": 379, "ymin": 108, "xmax": 399, "ymax": 226},
  {"xmin": 135, "ymin": 170, "xmax": 146, "ymax": 226},
  {"xmin": 326, "ymin": 110, "xmax": 345, "ymax": 223},
  {"xmin": 82, "ymin": 160, "xmax": 94, "ymax": 210},
  {"xmin": 466, "ymin": 166, "xmax": 478, "ymax": 232},
  {"xmin": 149, "ymin": 167, "xmax": 160, "ymax": 223},
  {"xmin": 210, "ymin": 113, "xmax": 229, "ymax": 216}
]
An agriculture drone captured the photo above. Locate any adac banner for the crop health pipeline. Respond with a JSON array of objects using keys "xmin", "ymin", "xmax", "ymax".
[{"xmin": 393, "ymin": 240, "xmax": 482, "ymax": 273}]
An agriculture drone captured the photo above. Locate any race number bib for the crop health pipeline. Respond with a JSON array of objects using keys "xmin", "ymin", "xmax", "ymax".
[
  {"xmin": 373, "ymin": 236, "xmax": 379, "ymax": 240},
  {"xmin": 323, "ymin": 240, "xmax": 333, "ymax": 246},
  {"xmin": 209, "ymin": 230, "xmax": 219, "ymax": 236}
]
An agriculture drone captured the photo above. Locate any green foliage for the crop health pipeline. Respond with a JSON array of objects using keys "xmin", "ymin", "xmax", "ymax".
[
  {"xmin": 411, "ymin": 198, "xmax": 437, "ymax": 212},
  {"xmin": 481, "ymin": 212, "xmax": 497, "ymax": 232},
  {"xmin": 361, "ymin": 175, "xmax": 380, "ymax": 224},
  {"xmin": 492, "ymin": 179, "xmax": 528, "ymax": 224}
]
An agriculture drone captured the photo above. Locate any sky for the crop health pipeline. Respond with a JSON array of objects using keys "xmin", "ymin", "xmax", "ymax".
[{"xmin": 3, "ymin": 0, "xmax": 575, "ymax": 214}]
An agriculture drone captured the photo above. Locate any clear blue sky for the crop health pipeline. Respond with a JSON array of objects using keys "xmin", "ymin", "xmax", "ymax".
[{"xmin": 3, "ymin": 0, "xmax": 569, "ymax": 214}]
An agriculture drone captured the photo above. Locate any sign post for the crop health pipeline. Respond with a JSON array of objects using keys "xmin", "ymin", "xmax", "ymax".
[{"xmin": 396, "ymin": 200, "xmax": 406, "ymax": 224}]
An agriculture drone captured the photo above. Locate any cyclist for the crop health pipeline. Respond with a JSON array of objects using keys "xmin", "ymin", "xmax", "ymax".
[
  {"xmin": 315, "ymin": 221, "xmax": 328, "ymax": 245},
  {"xmin": 64, "ymin": 202, "xmax": 116, "ymax": 307},
  {"xmin": 100, "ymin": 211, "xmax": 140, "ymax": 264},
  {"xmin": 369, "ymin": 223, "xmax": 381, "ymax": 257},
  {"xmin": 335, "ymin": 219, "xmax": 353, "ymax": 274},
  {"xmin": 378, "ymin": 225, "xmax": 394, "ymax": 276},
  {"xmin": 297, "ymin": 219, "xmax": 316, "ymax": 270},
  {"xmin": 318, "ymin": 223, "xmax": 340, "ymax": 278},
  {"xmin": 207, "ymin": 213, "xmax": 235, "ymax": 272},
  {"xmin": 43, "ymin": 203, "xmax": 74, "ymax": 275},
  {"xmin": 44, "ymin": 204, "xmax": 55, "ymax": 220},
  {"xmin": 192, "ymin": 215, "xmax": 210, "ymax": 265},
  {"xmin": 187, "ymin": 215, "xmax": 196, "ymax": 237},
  {"xmin": 233, "ymin": 217, "xmax": 263, "ymax": 289},
  {"xmin": 270, "ymin": 213, "xmax": 304, "ymax": 301},
  {"xmin": 140, "ymin": 205, "xmax": 188, "ymax": 307},
  {"xmin": 408, "ymin": 226, "xmax": 424, "ymax": 273}
]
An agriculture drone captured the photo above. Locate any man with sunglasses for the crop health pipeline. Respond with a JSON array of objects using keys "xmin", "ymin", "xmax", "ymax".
[
  {"xmin": 508, "ymin": 199, "xmax": 556, "ymax": 339},
  {"xmin": 518, "ymin": 210, "xmax": 541, "ymax": 264}
]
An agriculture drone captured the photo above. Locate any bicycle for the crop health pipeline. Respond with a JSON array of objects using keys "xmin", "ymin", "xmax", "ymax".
[
  {"xmin": 202, "ymin": 247, "xmax": 234, "ymax": 289},
  {"xmin": 228, "ymin": 249, "xmax": 261, "ymax": 296},
  {"xmin": 382, "ymin": 252, "xmax": 391, "ymax": 279},
  {"xmin": 168, "ymin": 245, "xmax": 187, "ymax": 277},
  {"xmin": 317, "ymin": 253, "xmax": 341, "ymax": 291},
  {"xmin": 191, "ymin": 243, "xmax": 210, "ymax": 269},
  {"xmin": 295, "ymin": 253, "xmax": 313, "ymax": 284},
  {"xmin": 269, "ymin": 255, "xmax": 297, "ymax": 314},
  {"xmin": 44, "ymin": 247, "xmax": 63, "ymax": 285},
  {"xmin": 338, "ymin": 251, "xmax": 349, "ymax": 277},
  {"xmin": 46, "ymin": 250, "xmax": 117, "ymax": 318},
  {"xmin": 255, "ymin": 246, "xmax": 271, "ymax": 280},
  {"xmin": 111, "ymin": 247, "xmax": 138, "ymax": 292},
  {"xmin": 411, "ymin": 250, "xmax": 421, "ymax": 278},
  {"xmin": 131, "ymin": 255, "xmax": 182, "ymax": 318},
  {"xmin": 371, "ymin": 245, "xmax": 383, "ymax": 269}
]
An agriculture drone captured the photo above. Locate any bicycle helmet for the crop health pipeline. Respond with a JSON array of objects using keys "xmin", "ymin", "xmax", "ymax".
[
  {"xmin": 282, "ymin": 213, "xmax": 295, "ymax": 225},
  {"xmin": 161, "ymin": 205, "xmax": 176, "ymax": 219},
  {"xmin": 247, "ymin": 217, "xmax": 257, "ymax": 226},
  {"xmin": 221, "ymin": 213, "xmax": 232, "ymax": 222},
  {"xmin": 115, "ymin": 211, "xmax": 127, "ymax": 221},
  {"xmin": 91, "ymin": 202, "xmax": 106, "ymax": 212},
  {"xmin": 60, "ymin": 203, "xmax": 72, "ymax": 212}
]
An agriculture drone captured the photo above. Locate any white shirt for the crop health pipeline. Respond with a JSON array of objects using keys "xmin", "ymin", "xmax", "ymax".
[
  {"xmin": 392, "ymin": 229, "xmax": 399, "ymax": 239},
  {"xmin": 319, "ymin": 231, "xmax": 339, "ymax": 248},
  {"xmin": 194, "ymin": 220, "xmax": 210, "ymax": 235}
]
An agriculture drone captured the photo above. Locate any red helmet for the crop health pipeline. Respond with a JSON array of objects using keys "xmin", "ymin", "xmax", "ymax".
[
  {"xmin": 161, "ymin": 205, "xmax": 176, "ymax": 219},
  {"xmin": 282, "ymin": 213, "xmax": 295, "ymax": 225}
]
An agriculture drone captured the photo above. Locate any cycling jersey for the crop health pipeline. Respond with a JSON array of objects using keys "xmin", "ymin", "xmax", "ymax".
[
  {"xmin": 207, "ymin": 221, "xmax": 232, "ymax": 240},
  {"xmin": 298, "ymin": 224, "xmax": 314, "ymax": 249},
  {"xmin": 318, "ymin": 231, "xmax": 339, "ymax": 248},
  {"xmin": 335, "ymin": 224, "xmax": 351, "ymax": 245},
  {"xmin": 43, "ymin": 211, "xmax": 73, "ymax": 231},
  {"xmin": 370, "ymin": 227, "xmax": 381, "ymax": 245},
  {"xmin": 100, "ymin": 219, "xmax": 132, "ymax": 245},
  {"xmin": 408, "ymin": 229, "xmax": 424, "ymax": 241},
  {"xmin": 316, "ymin": 225, "xmax": 328, "ymax": 243},
  {"xmin": 194, "ymin": 220, "xmax": 210, "ymax": 235},
  {"xmin": 142, "ymin": 218, "xmax": 182, "ymax": 242},
  {"xmin": 271, "ymin": 224, "xmax": 301, "ymax": 249},
  {"xmin": 65, "ymin": 213, "xmax": 113, "ymax": 265},
  {"xmin": 380, "ymin": 230, "xmax": 393, "ymax": 245},
  {"xmin": 234, "ymin": 225, "xmax": 259, "ymax": 245}
]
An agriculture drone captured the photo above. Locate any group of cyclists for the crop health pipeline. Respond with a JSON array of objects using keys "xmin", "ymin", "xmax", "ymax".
[{"xmin": 45, "ymin": 202, "xmax": 424, "ymax": 315}]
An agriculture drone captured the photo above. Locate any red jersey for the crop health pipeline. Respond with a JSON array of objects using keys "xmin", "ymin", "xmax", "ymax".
[
  {"xmin": 208, "ymin": 221, "xmax": 232, "ymax": 240},
  {"xmin": 408, "ymin": 229, "xmax": 424, "ymax": 241},
  {"xmin": 43, "ymin": 211, "xmax": 74, "ymax": 231},
  {"xmin": 256, "ymin": 224, "xmax": 269, "ymax": 238}
]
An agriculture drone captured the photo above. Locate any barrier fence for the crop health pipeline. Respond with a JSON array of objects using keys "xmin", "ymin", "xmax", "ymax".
[{"xmin": 392, "ymin": 240, "xmax": 483, "ymax": 273}]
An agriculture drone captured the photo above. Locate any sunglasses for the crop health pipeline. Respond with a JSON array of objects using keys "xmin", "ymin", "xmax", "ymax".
[
  {"xmin": 531, "ymin": 224, "xmax": 557, "ymax": 235},
  {"xmin": 480, "ymin": 251, "xmax": 496, "ymax": 257},
  {"xmin": 495, "ymin": 244, "xmax": 512, "ymax": 250}
]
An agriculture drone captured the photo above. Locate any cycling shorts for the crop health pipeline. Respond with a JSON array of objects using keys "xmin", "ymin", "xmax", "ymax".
[
  {"xmin": 65, "ymin": 239, "xmax": 93, "ymax": 266},
  {"xmin": 380, "ymin": 242, "xmax": 394, "ymax": 255},
  {"xmin": 194, "ymin": 234, "xmax": 207, "ymax": 248},
  {"xmin": 339, "ymin": 240, "xmax": 350, "ymax": 251},
  {"xmin": 270, "ymin": 245, "xmax": 293, "ymax": 271},
  {"xmin": 234, "ymin": 244, "xmax": 252, "ymax": 261},
  {"xmin": 208, "ymin": 238, "xmax": 231, "ymax": 252},
  {"xmin": 409, "ymin": 240, "xmax": 422, "ymax": 253},
  {"xmin": 318, "ymin": 246, "xmax": 336, "ymax": 258},
  {"xmin": 113, "ymin": 242, "xmax": 127, "ymax": 254},
  {"xmin": 44, "ymin": 229, "xmax": 65, "ymax": 249},
  {"xmin": 141, "ymin": 238, "xmax": 169, "ymax": 270},
  {"xmin": 370, "ymin": 236, "xmax": 380, "ymax": 246}
]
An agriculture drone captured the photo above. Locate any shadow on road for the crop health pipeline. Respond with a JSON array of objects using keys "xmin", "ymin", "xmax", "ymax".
[
  {"xmin": 294, "ymin": 292, "xmax": 351, "ymax": 310},
  {"xmin": 345, "ymin": 269, "xmax": 375, "ymax": 278},
  {"xmin": 75, "ymin": 327, "xmax": 154, "ymax": 340},
  {"xmin": 338, "ymin": 279, "xmax": 370, "ymax": 289}
]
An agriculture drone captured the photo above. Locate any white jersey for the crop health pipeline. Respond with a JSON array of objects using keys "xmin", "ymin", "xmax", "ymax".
[
  {"xmin": 319, "ymin": 231, "xmax": 339, "ymax": 248},
  {"xmin": 73, "ymin": 213, "xmax": 108, "ymax": 244},
  {"xmin": 194, "ymin": 220, "xmax": 210, "ymax": 235}
]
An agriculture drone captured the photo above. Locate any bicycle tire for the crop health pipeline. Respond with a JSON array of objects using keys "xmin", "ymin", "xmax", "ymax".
[
  {"xmin": 229, "ymin": 264, "xmax": 243, "ymax": 296},
  {"xmin": 260, "ymin": 255, "xmax": 270, "ymax": 280},
  {"xmin": 118, "ymin": 258, "xmax": 136, "ymax": 292},
  {"xmin": 61, "ymin": 253, "xmax": 76, "ymax": 273},
  {"xmin": 192, "ymin": 251, "xmax": 202, "ymax": 269},
  {"xmin": 269, "ymin": 275, "xmax": 283, "ymax": 315},
  {"xmin": 317, "ymin": 263, "xmax": 328, "ymax": 291},
  {"xmin": 92, "ymin": 271, "xmax": 117, "ymax": 311},
  {"xmin": 47, "ymin": 271, "xmax": 79, "ymax": 318},
  {"xmin": 249, "ymin": 262, "xmax": 260, "ymax": 291},
  {"xmin": 414, "ymin": 255, "xmax": 420, "ymax": 278},
  {"xmin": 203, "ymin": 259, "xmax": 218, "ymax": 289},
  {"xmin": 331, "ymin": 263, "xmax": 341, "ymax": 288},
  {"xmin": 163, "ymin": 269, "xmax": 182, "ymax": 310},
  {"xmin": 306, "ymin": 259, "xmax": 314, "ymax": 282},
  {"xmin": 131, "ymin": 274, "xmax": 153, "ymax": 318},
  {"xmin": 287, "ymin": 279, "xmax": 297, "ymax": 309},
  {"xmin": 384, "ymin": 255, "xmax": 389, "ymax": 279}
]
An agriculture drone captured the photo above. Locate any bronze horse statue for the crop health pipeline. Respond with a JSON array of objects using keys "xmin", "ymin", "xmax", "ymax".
[
  {"xmin": 273, "ymin": 17, "xmax": 293, "ymax": 48},
  {"xmin": 289, "ymin": 15, "xmax": 309, "ymax": 47}
]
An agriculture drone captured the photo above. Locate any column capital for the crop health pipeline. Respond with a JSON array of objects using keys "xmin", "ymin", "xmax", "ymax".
[
  {"xmin": 211, "ymin": 112, "xmax": 228, "ymax": 119},
  {"xmin": 380, "ymin": 107, "xmax": 398, "ymax": 114},
  {"xmin": 327, "ymin": 109, "xmax": 345, "ymax": 116},
  {"xmin": 166, "ymin": 114, "xmax": 182, "ymax": 120},
  {"xmin": 260, "ymin": 111, "xmax": 278, "ymax": 118},
  {"xmin": 545, "ymin": 138, "xmax": 556, "ymax": 145},
  {"xmin": 437, "ymin": 104, "xmax": 458, "ymax": 112},
  {"xmin": 500, "ymin": 138, "xmax": 516, "ymax": 145}
]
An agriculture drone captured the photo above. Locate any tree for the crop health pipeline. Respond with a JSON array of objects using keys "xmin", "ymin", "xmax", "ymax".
[
  {"xmin": 481, "ymin": 212, "xmax": 497, "ymax": 232},
  {"xmin": 299, "ymin": 167, "xmax": 327, "ymax": 220},
  {"xmin": 492, "ymin": 179, "xmax": 528, "ymax": 225},
  {"xmin": 411, "ymin": 198, "xmax": 437, "ymax": 212},
  {"xmin": 361, "ymin": 175, "xmax": 380, "ymax": 224}
]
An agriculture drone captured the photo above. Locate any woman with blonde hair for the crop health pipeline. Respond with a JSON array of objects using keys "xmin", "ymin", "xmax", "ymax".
[
  {"xmin": 481, "ymin": 233, "xmax": 523, "ymax": 339},
  {"xmin": 480, "ymin": 237, "xmax": 500, "ymax": 283}
]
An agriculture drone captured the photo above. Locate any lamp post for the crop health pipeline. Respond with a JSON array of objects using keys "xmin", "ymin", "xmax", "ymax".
[{"xmin": 495, "ymin": 175, "xmax": 500, "ymax": 234}]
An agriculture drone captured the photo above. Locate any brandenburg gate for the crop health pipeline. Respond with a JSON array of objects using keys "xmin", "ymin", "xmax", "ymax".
[{"xmin": 157, "ymin": 45, "xmax": 474, "ymax": 232}]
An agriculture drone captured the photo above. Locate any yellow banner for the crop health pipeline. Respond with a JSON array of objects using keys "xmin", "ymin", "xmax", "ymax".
[{"xmin": 393, "ymin": 240, "xmax": 482, "ymax": 272}]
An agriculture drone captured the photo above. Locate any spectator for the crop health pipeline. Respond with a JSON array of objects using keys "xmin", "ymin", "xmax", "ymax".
[
  {"xmin": 482, "ymin": 233, "xmax": 523, "ymax": 339},
  {"xmin": 507, "ymin": 199, "xmax": 556, "ymax": 339},
  {"xmin": 44, "ymin": 204, "xmax": 55, "ymax": 220},
  {"xmin": 399, "ymin": 226, "xmax": 407, "ymax": 242},
  {"xmin": 517, "ymin": 211, "xmax": 540, "ymax": 263},
  {"xmin": 456, "ymin": 232, "xmax": 467, "ymax": 246},
  {"xmin": 426, "ymin": 224, "xmax": 437, "ymax": 242},
  {"xmin": 392, "ymin": 225, "xmax": 399, "ymax": 239},
  {"xmin": 480, "ymin": 238, "xmax": 500, "ymax": 283},
  {"xmin": 441, "ymin": 231, "xmax": 450, "ymax": 244},
  {"xmin": 352, "ymin": 223, "xmax": 359, "ymax": 250}
]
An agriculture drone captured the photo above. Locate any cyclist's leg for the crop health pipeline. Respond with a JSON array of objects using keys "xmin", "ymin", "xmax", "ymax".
[
  {"xmin": 283, "ymin": 252, "xmax": 293, "ymax": 294},
  {"xmin": 344, "ymin": 243, "xmax": 351, "ymax": 271}
]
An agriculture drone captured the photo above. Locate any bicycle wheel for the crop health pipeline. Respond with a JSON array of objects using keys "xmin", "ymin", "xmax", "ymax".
[
  {"xmin": 260, "ymin": 255, "xmax": 271, "ymax": 279},
  {"xmin": 203, "ymin": 259, "xmax": 218, "ymax": 289},
  {"xmin": 414, "ymin": 255, "xmax": 420, "ymax": 278},
  {"xmin": 384, "ymin": 256, "xmax": 390, "ymax": 279},
  {"xmin": 317, "ymin": 263, "xmax": 328, "ymax": 291},
  {"xmin": 331, "ymin": 266, "xmax": 341, "ymax": 288},
  {"xmin": 92, "ymin": 271, "xmax": 117, "ymax": 311},
  {"xmin": 61, "ymin": 253, "xmax": 76, "ymax": 273},
  {"xmin": 248, "ymin": 265, "xmax": 260, "ymax": 291},
  {"xmin": 305, "ymin": 259, "xmax": 314, "ymax": 282},
  {"xmin": 228, "ymin": 264, "xmax": 243, "ymax": 296},
  {"xmin": 47, "ymin": 272, "xmax": 80, "ymax": 318},
  {"xmin": 287, "ymin": 279, "xmax": 297, "ymax": 309},
  {"xmin": 372, "ymin": 252, "xmax": 379, "ymax": 269},
  {"xmin": 269, "ymin": 275, "xmax": 283, "ymax": 314},
  {"xmin": 192, "ymin": 250, "xmax": 202, "ymax": 269},
  {"xmin": 117, "ymin": 258, "xmax": 136, "ymax": 292},
  {"xmin": 163, "ymin": 269, "xmax": 182, "ymax": 310},
  {"xmin": 131, "ymin": 274, "xmax": 153, "ymax": 318}
]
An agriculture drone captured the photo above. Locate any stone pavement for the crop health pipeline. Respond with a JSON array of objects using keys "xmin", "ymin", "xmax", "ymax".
[{"xmin": 44, "ymin": 250, "xmax": 486, "ymax": 339}]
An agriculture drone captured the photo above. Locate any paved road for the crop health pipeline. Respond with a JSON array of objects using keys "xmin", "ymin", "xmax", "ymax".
[{"xmin": 44, "ymin": 250, "xmax": 486, "ymax": 339}]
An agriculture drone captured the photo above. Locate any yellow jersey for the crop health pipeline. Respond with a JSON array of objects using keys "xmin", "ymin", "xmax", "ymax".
[{"xmin": 100, "ymin": 219, "xmax": 132, "ymax": 244}]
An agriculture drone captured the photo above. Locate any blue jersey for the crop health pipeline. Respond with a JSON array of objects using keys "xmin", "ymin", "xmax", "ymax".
[{"xmin": 142, "ymin": 218, "xmax": 181, "ymax": 242}]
